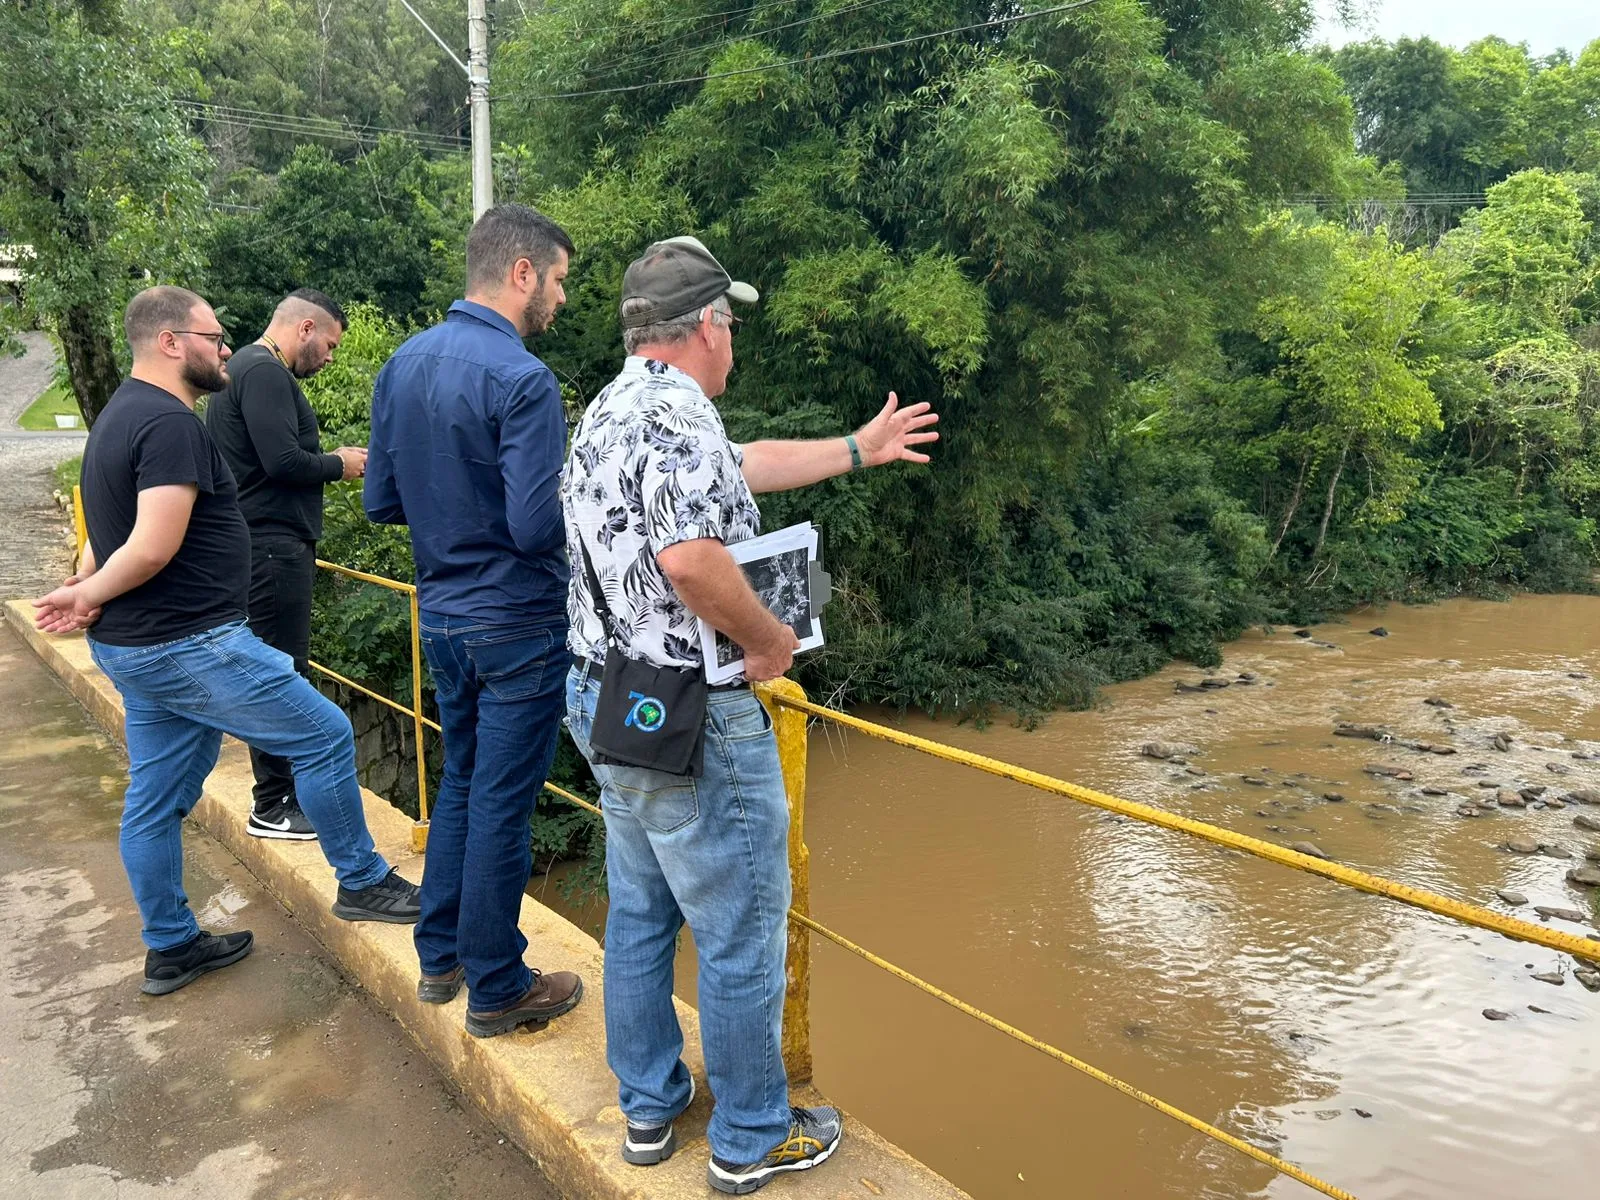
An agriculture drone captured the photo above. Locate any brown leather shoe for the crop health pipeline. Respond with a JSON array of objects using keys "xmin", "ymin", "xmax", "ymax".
[
  {"xmin": 465, "ymin": 970, "xmax": 583, "ymax": 1038},
  {"xmin": 417, "ymin": 964, "xmax": 466, "ymax": 1004}
]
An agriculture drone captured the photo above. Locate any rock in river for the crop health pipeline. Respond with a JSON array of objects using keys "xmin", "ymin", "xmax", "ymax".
[
  {"xmin": 1242, "ymin": 776, "xmax": 1270, "ymax": 786},
  {"xmin": 1504, "ymin": 838, "xmax": 1540, "ymax": 854},
  {"xmin": 1576, "ymin": 969, "xmax": 1600, "ymax": 992},
  {"xmin": 1498, "ymin": 790, "xmax": 1527, "ymax": 808},
  {"xmin": 1423, "ymin": 696, "xmax": 1454, "ymax": 708},
  {"xmin": 1567, "ymin": 866, "xmax": 1600, "ymax": 887},
  {"xmin": 1534, "ymin": 905, "xmax": 1589, "ymax": 923},
  {"xmin": 1497, "ymin": 889, "xmax": 1528, "ymax": 906},
  {"xmin": 1370, "ymin": 627, "xmax": 1389, "ymax": 637},
  {"xmin": 1482, "ymin": 1009, "xmax": 1514, "ymax": 1021},
  {"xmin": 1141, "ymin": 741, "xmax": 1198, "ymax": 761},
  {"xmin": 1322, "ymin": 792, "xmax": 1346, "ymax": 802},
  {"xmin": 1290, "ymin": 841, "xmax": 1330, "ymax": 860},
  {"xmin": 1531, "ymin": 972, "xmax": 1565, "ymax": 986},
  {"xmin": 1563, "ymin": 789, "xmax": 1600, "ymax": 805},
  {"xmin": 1421, "ymin": 786, "xmax": 1450, "ymax": 796},
  {"xmin": 1336, "ymin": 723, "xmax": 1390, "ymax": 741},
  {"xmin": 1365, "ymin": 763, "xmax": 1413, "ymax": 779},
  {"xmin": 1574, "ymin": 812, "xmax": 1600, "ymax": 833},
  {"xmin": 1492, "ymin": 733, "xmax": 1514, "ymax": 752}
]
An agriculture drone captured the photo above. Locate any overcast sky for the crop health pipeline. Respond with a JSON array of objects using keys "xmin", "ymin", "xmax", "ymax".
[{"xmin": 1313, "ymin": 0, "xmax": 1599, "ymax": 58}]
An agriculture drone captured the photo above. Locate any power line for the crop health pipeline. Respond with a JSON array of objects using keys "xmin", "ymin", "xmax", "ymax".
[
  {"xmin": 577, "ymin": 0, "xmax": 905, "ymax": 87},
  {"xmin": 512, "ymin": 0, "xmax": 1105, "ymax": 102},
  {"xmin": 177, "ymin": 99, "xmax": 467, "ymax": 152}
]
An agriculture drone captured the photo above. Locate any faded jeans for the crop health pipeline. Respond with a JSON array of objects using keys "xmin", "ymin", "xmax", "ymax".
[
  {"xmin": 89, "ymin": 620, "xmax": 391, "ymax": 951},
  {"xmin": 565, "ymin": 662, "xmax": 792, "ymax": 1163}
]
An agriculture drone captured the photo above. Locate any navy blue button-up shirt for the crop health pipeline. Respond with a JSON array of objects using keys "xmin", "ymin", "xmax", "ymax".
[{"xmin": 364, "ymin": 300, "xmax": 569, "ymax": 624}]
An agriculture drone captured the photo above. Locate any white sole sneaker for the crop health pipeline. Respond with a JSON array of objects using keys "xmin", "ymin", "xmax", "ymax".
[
  {"xmin": 247, "ymin": 813, "xmax": 318, "ymax": 841},
  {"xmin": 623, "ymin": 1074, "xmax": 695, "ymax": 1165}
]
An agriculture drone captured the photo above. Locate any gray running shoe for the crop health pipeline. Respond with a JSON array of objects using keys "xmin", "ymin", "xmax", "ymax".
[
  {"xmin": 623, "ymin": 1074, "xmax": 695, "ymax": 1165},
  {"xmin": 142, "ymin": 929, "xmax": 254, "ymax": 995},
  {"xmin": 708, "ymin": 1106, "xmax": 843, "ymax": 1194},
  {"xmin": 331, "ymin": 869, "xmax": 422, "ymax": 923}
]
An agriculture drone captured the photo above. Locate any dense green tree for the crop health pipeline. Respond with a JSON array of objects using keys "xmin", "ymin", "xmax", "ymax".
[
  {"xmin": 203, "ymin": 137, "xmax": 468, "ymax": 338},
  {"xmin": 0, "ymin": 0, "xmax": 208, "ymax": 424}
]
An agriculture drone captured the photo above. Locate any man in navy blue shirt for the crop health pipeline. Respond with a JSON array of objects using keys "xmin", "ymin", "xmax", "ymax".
[{"xmin": 365, "ymin": 204, "xmax": 583, "ymax": 1037}]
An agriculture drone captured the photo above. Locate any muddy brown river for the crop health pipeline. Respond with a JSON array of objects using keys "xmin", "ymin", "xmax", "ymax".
[{"xmin": 542, "ymin": 594, "xmax": 1600, "ymax": 1199}]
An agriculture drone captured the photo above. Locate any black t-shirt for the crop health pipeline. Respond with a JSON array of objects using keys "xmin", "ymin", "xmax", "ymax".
[
  {"xmin": 204, "ymin": 344, "xmax": 342, "ymax": 541},
  {"xmin": 82, "ymin": 378, "xmax": 251, "ymax": 647}
]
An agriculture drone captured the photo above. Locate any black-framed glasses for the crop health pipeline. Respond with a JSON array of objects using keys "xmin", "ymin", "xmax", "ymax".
[{"xmin": 167, "ymin": 329, "xmax": 229, "ymax": 350}]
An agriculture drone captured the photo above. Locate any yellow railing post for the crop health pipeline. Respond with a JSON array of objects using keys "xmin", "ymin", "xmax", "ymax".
[
  {"xmin": 757, "ymin": 676, "xmax": 812, "ymax": 1085},
  {"xmin": 71, "ymin": 484, "xmax": 87, "ymax": 562},
  {"xmin": 409, "ymin": 588, "xmax": 429, "ymax": 853}
]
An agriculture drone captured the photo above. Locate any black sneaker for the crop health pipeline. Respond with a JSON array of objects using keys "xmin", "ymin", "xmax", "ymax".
[
  {"xmin": 248, "ymin": 797, "xmax": 318, "ymax": 841},
  {"xmin": 623, "ymin": 1074, "xmax": 695, "ymax": 1165},
  {"xmin": 708, "ymin": 1106, "xmax": 843, "ymax": 1194},
  {"xmin": 141, "ymin": 929, "xmax": 254, "ymax": 996},
  {"xmin": 331, "ymin": 869, "xmax": 422, "ymax": 924}
]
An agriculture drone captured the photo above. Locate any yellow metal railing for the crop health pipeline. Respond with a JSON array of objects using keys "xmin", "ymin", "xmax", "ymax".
[{"xmin": 310, "ymin": 560, "xmax": 432, "ymax": 852}]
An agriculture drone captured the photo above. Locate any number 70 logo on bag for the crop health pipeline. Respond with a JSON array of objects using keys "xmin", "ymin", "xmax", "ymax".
[{"xmin": 626, "ymin": 691, "xmax": 667, "ymax": 732}]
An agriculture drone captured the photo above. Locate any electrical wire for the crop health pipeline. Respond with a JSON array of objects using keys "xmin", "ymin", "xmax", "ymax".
[{"xmin": 512, "ymin": 0, "xmax": 1105, "ymax": 102}]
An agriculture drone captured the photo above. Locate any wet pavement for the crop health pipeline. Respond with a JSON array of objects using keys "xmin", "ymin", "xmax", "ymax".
[
  {"xmin": 1, "ymin": 331, "xmax": 81, "ymax": 598},
  {"xmin": 0, "ymin": 622, "xmax": 564, "ymax": 1200}
]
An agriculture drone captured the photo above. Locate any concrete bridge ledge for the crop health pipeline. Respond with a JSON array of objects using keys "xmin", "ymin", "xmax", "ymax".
[{"xmin": 4, "ymin": 599, "xmax": 971, "ymax": 1200}]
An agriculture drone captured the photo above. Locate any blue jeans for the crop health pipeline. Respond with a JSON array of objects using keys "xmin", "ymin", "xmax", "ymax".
[
  {"xmin": 88, "ymin": 620, "xmax": 392, "ymax": 951},
  {"xmin": 416, "ymin": 613, "xmax": 570, "ymax": 1010},
  {"xmin": 565, "ymin": 664, "xmax": 792, "ymax": 1164}
]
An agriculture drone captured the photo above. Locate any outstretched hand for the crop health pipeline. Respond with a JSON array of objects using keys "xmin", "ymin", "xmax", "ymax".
[
  {"xmin": 34, "ymin": 577, "xmax": 101, "ymax": 634},
  {"xmin": 854, "ymin": 391, "xmax": 939, "ymax": 468}
]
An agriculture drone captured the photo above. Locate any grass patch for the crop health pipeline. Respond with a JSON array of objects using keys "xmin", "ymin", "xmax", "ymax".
[
  {"xmin": 52, "ymin": 455, "xmax": 81, "ymax": 496},
  {"xmin": 18, "ymin": 383, "xmax": 82, "ymax": 431}
]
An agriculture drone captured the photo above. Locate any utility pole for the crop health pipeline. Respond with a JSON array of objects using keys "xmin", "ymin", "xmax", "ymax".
[
  {"xmin": 397, "ymin": 0, "xmax": 492, "ymax": 218},
  {"xmin": 466, "ymin": 0, "xmax": 492, "ymax": 219}
]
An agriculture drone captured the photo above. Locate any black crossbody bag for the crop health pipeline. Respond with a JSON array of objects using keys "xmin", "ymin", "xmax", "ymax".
[{"xmin": 577, "ymin": 535, "xmax": 709, "ymax": 777}]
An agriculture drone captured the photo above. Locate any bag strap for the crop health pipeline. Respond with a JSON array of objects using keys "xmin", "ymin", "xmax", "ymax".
[{"xmin": 575, "ymin": 530, "xmax": 618, "ymax": 648}]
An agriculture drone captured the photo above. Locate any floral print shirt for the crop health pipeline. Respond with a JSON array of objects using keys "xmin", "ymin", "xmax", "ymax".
[{"xmin": 561, "ymin": 357, "xmax": 761, "ymax": 671}]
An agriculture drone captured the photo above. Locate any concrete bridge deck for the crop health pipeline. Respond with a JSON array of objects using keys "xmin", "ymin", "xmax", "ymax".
[
  {"xmin": 3, "ymin": 601, "xmax": 971, "ymax": 1200},
  {"xmin": 0, "ymin": 619, "xmax": 562, "ymax": 1200}
]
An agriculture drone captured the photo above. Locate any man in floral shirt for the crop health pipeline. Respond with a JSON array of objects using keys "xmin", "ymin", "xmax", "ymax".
[{"xmin": 560, "ymin": 236, "xmax": 938, "ymax": 1194}]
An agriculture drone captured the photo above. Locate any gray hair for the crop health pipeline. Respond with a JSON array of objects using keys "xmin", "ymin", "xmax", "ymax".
[
  {"xmin": 621, "ymin": 296, "xmax": 728, "ymax": 355},
  {"xmin": 465, "ymin": 203, "xmax": 575, "ymax": 293}
]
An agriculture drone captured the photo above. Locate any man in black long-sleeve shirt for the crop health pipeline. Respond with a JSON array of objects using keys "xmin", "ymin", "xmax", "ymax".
[{"xmin": 206, "ymin": 289, "xmax": 366, "ymax": 840}]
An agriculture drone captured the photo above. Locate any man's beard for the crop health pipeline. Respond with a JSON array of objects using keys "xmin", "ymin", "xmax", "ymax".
[
  {"xmin": 292, "ymin": 343, "xmax": 324, "ymax": 378},
  {"xmin": 522, "ymin": 290, "xmax": 555, "ymax": 335},
  {"xmin": 181, "ymin": 351, "xmax": 228, "ymax": 394}
]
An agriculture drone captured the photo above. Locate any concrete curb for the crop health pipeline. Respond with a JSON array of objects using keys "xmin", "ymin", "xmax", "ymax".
[{"xmin": 6, "ymin": 600, "xmax": 971, "ymax": 1200}]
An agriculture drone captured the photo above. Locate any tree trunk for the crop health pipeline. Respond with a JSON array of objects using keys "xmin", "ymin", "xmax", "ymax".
[
  {"xmin": 56, "ymin": 304, "xmax": 120, "ymax": 428},
  {"xmin": 1313, "ymin": 440, "xmax": 1351, "ymax": 557},
  {"xmin": 1270, "ymin": 452, "xmax": 1311, "ymax": 558}
]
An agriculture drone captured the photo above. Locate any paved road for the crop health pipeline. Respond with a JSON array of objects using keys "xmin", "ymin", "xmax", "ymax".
[
  {"xmin": 0, "ymin": 624, "xmax": 564, "ymax": 1200},
  {"xmin": 1, "ymin": 331, "xmax": 81, "ymax": 598}
]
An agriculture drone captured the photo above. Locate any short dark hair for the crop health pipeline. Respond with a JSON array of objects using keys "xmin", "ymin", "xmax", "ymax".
[
  {"xmin": 284, "ymin": 287, "xmax": 347, "ymax": 330},
  {"xmin": 124, "ymin": 285, "xmax": 207, "ymax": 349},
  {"xmin": 465, "ymin": 203, "xmax": 574, "ymax": 293}
]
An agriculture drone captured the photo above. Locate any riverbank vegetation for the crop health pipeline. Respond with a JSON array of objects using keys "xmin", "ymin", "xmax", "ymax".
[{"xmin": 5, "ymin": 0, "xmax": 1599, "ymax": 728}]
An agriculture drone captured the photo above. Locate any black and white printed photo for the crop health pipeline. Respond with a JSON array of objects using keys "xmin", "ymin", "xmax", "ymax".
[{"xmin": 714, "ymin": 547, "xmax": 814, "ymax": 668}]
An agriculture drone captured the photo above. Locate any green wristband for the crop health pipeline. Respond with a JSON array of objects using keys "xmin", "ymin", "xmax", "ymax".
[{"xmin": 845, "ymin": 434, "xmax": 863, "ymax": 471}]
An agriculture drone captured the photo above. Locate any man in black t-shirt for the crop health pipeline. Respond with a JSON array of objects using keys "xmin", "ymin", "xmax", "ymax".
[
  {"xmin": 206, "ymin": 289, "xmax": 367, "ymax": 841},
  {"xmin": 34, "ymin": 286, "xmax": 421, "ymax": 997}
]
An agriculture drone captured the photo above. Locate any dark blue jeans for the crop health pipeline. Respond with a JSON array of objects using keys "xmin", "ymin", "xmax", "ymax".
[{"xmin": 415, "ymin": 613, "xmax": 570, "ymax": 1010}]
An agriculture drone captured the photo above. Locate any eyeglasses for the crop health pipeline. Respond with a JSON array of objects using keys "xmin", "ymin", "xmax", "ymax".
[
  {"xmin": 713, "ymin": 312, "xmax": 743, "ymax": 337},
  {"xmin": 167, "ymin": 330, "xmax": 229, "ymax": 350}
]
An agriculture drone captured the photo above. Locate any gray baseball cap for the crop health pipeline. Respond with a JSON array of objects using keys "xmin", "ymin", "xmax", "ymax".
[{"xmin": 619, "ymin": 235, "xmax": 758, "ymax": 329}]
